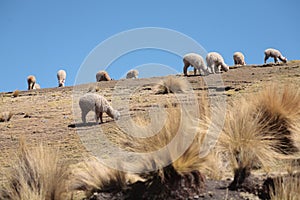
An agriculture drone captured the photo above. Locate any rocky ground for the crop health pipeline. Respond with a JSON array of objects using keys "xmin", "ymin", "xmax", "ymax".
[{"xmin": 1, "ymin": 61, "xmax": 300, "ymax": 199}]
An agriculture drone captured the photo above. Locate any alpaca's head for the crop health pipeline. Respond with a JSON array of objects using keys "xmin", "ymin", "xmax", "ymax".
[
  {"xmin": 113, "ymin": 110, "xmax": 120, "ymax": 120},
  {"xmin": 282, "ymin": 57, "xmax": 287, "ymax": 63},
  {"xmin": 107, "ymin": 106, "xmax": 120, "ymax": 121},
  {"xmin": 222, "ymin": 64, "xmax": 229, "ymax": 72}
]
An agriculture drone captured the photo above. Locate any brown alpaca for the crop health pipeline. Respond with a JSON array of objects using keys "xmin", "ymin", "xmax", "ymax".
[
  {"xmin": 27, "ymin": 75, "xmax": 36, "ymax": 90},
  {"xmin": 96, "ymin": 71, "xmax": 111, "ymax": 81}
]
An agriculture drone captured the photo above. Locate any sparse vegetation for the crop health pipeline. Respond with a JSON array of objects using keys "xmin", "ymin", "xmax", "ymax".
[
  {"xmin": 154, "ymin": 76, "xmax": 188, "ymax": 94},
  {"xmin": 1, "ymin": 63, "xmax": 300, "ymax": 199}
]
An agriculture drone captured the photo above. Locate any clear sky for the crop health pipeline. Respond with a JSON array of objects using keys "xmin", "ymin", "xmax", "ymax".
[{"xmin": 0, "ymin": 0, "xmax": 299, "ymax": 92}]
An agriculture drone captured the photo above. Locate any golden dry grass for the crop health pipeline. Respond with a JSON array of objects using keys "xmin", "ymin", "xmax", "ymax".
[
  {"xmin": 68, "ymin": 97, "xmax": 218, "ymax": 198},
  {"xmin": 269, "ymin": 173, "xmax": 300, "ymax": 200},
  {"xmin": 217, "ymin": 83, "xmax": 300, "ymax": 189},
  {"xmin": 12, "ymin": 90, "xmax": 20, "ymax": 97},
  {"xmin": 68, "ymin": 157, "xmax": 128, "ymax": 197},
  {"xmin": 0, "ymin": 111, "xmax": 13, "ymax": 122},
  {"xmin": 0, "ymin": 139, "xmax": 70, "ymax": 200},
  {"xmin": 252, "ymin": 84, "xmax": 300, "ymax": 154}
]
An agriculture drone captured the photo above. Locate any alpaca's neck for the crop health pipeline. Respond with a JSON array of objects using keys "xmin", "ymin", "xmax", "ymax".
[
  {"xmin": 106, "ymin": 106, "xmax": 115, "ymax": 118},
  {"xmin": 279, "ymin": 56, "xmax": 286, "ymax": 62}
]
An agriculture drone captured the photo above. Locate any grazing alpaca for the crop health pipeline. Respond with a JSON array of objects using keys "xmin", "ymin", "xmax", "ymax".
[
  {"xmin": 27, "ymin": 75, "xmax": 36, "ymax": 90},
  {"xmin": 183, "ymin": 53, "xmax": 208, "ymax": 76},
  {"xmin": 57, "ymin": 70, "xmax": 67, "ymax": 87},
  {"xmin": 79, "ymin": 93, "xmax": 120, "ymax": 123},
  {"xmin": 96, "ymin": 71, "xmax": 111, "ymax": 82},
  {"xmin": 264, "ymin": 48, "xmax": 287, "ymax": 64},
  {"xmin": 206, "ymin": 52, "xmax": 229, "ymax": 73},
  {"xmin": 233, "ymin": 52, "xmax": 246, "ymax": 66},
  {"xmin": 126, "ymin": 69, "xmax": 139, "ymax": 79}
]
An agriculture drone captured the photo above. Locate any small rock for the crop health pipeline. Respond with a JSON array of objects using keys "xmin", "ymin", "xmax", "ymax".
[
  {"xmin": 24, "ymin": 113, "xmax": 31, "ymax": 118},
  {"xmin": 198, "ymin": 193, "xmax": 205, "ymax": 198}
]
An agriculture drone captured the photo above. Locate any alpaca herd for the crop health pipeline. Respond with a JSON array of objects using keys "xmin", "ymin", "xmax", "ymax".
[
  {"xmin": 183, "ymin": 48, "xmax": 287, "ymax": 76},
  {"xmin": 25, "ymin": 48, "xmax": 287, "ymax": 90},
  {"xmin": 23, "ymin": 48, "xmax": 287, "ymax": 124}
]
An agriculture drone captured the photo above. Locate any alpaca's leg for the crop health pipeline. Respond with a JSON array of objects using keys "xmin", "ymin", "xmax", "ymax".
[
  {"xmin": 99, "ymin": 112, "xmax": 103, "ymax": 123},
  {"xmin": 95, "ymin": 113, "xmax": 99, "ymax": 123},
  {"xmin": 194, "ymin": 67, "xmax": 197, "ymax": 75},
  {"xmin": 264, "ymin": 55, "xmax": 269, "ymax": 63},
  {"xmin": 81, "ymin": 110, "xmax": 88, "ymax": 123},
  {"xmin": 183, "ymin": 60, "xmax": 190, "ymax": 76},
  {"xmin": 209, "ymin": 64, "xmax": 214, "ymax": 74},
  {"xmin": 234, "ymin": 59, "xmax": 237, "ymax": 65}
]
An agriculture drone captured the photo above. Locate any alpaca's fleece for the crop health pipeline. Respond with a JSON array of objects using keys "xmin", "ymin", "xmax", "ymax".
[
  {"xmin": 79, "ymin": 93, "xmax": 120, "ymax": 123},
  {"xmin": 27, "ymin": 75, "xmax": 36, "ymax": 90},
  {"xmin": 126, "ymin": 69, "xmax": 139, "ymax": 79},
  {"xmin": 264, "ymin": 48, "xmax": 287, "ymax": 64},
  {"xmin": 233, "ymin": 52, "xmax": 246, "ymax": 66},
  {"xmin": 206, "ymin": 52, "xmax": 229, "ymax": 73},
  {"xmin": 57, "ymin": 69, "xmax": 67, "ymax": 87},
  {"xmin": 96, "ymin": 71, "xmax": 111, "ymax": 82},
  {"xmin": 33, "ymin": 83, "xmax": 40, "ymax": 89},
  {"xmin": 183, "ymin": 53, "xmax": 208, "ymax": 76}
]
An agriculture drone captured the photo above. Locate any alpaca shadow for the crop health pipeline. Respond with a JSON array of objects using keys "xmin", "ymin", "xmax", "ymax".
[
  {"xmin": 68, "ymin": 120, "xmax": 112, "ymax": 128},
  {"xmin": 186, "ymin": 74, "xmax": 208, "ymax": 77}
]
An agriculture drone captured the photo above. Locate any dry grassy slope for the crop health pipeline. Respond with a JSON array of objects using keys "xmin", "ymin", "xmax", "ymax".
[{"xmin": 0, "ymin": 61, "xmax": 300, "ymax": 185}]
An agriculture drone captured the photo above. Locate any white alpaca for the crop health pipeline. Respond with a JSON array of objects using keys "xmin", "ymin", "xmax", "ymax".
[
  {"xmin": 233, "ymin": 52, "xmax": 246, "ymax": 66},
  {"xmin": 264, "ymin": 48, "xmax": 287, "ymax": 64},
  {"xmin": 57, "ymin": 70, "xmax": 67, "ymax": 87},
  {"xmin": 27, "ymin": 75, "xmax": 36, "ymax": 90},
  {"xmin": 183, "ymin": 53, "xmax": 209, "ymax": 76},
  {"xmin": 79, "ymin": 93, "xmax": 120, "ymax": 124},
  {"xmin": 206, "ymin": 52, "xmax": 229, "ymax": 74},
  {"xmin": 126, "ymin": 69, "xmax": 139, "ymax": 79},
  {"xmin": 96, "ymin": 71, "xmax": 111, "ymax": 82}
]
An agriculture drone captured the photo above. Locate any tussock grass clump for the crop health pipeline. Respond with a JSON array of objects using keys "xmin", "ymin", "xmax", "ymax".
[
  {"xmin": 218, "ymin": 100, "xmax": 282, "ymax": 190},
  {"xmin": 253, "ymin": 84, "xmax": 300, "ymax": 154},
  {"xmin": 68, "ymin": 157, "xmax": 128, "ymax": 197},
  {"xmin": 0, "ymin": 111, "xmax": 13, "ymax": 122},
  {"xmin": 12, "ymin": 89, "xmax": 20, "ymax": 97},
  {"xmin": 154, "ymin": 76, "xmax": 188, "ymax": 94},
  {"xmin": 217, "ymin": 84, "xmax": 300, "ymax": 190},
  {"xmin": 0, "ymin": 139, "xmax": 70, "ymax": 200}
]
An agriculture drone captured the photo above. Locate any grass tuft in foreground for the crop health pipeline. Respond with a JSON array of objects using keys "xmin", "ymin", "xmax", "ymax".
[
  {"xmin": 217, "ymin": 84, "xmax": 300, "ymax": 190},
  {"xmin": 0, "ymin": 139, "xmax": 70, "ymax": 200}
]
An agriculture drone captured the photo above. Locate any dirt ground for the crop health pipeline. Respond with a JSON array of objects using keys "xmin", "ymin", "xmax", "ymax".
[{"xmin": 1, "ymin": 61, "xmax": 300, "ymax": 199}]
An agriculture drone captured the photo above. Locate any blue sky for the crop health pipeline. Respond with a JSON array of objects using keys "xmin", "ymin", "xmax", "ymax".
[{"xmin": 0, "ymin": 0, "xmax": 299, "ymax": 92}]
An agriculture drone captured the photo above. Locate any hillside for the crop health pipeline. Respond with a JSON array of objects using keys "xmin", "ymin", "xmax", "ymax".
[{"xmin": 1, "ymin": 61, "xmax": 300, "ymax": 199}]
